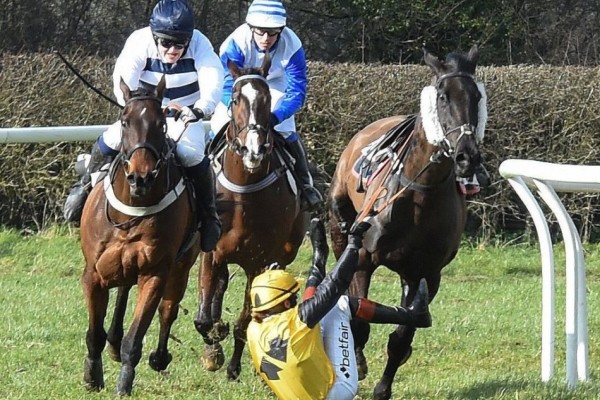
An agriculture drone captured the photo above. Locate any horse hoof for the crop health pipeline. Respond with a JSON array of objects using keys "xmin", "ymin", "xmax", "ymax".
[
  {"xmin": 83, "ymin": 356, "xmax": 105, "ymax": 391},
  {"xmin": 116, "ymin": 365, "xmax": 135, "ymax": 396},
  {"xmin": 356, "ymin": 348, "xmax": 368, "ymax": 381},
  {"xmin": 149, "ymin": 350, "xmax": 172, "ymax": 372},
  {"xmin": 227, "ymin": 362, "xmax": 241, "ymax": 381},
  {"xmin": 373, "ymin": 378, "xmax": 392, "ymax": 400},
  {"xmin": 201, "ymin": 343, "xmax": 225, "ymax": 371}
]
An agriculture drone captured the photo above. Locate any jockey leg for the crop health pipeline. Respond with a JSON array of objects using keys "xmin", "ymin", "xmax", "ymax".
[
  {"xmin": 351, "ymin": 279, "xmax": 432, "ymax": 328},
  {"xmin": 285, "ymin": 137, "xmax": 323, "ymax": 210},
  {"xmin": 63, "ymin": 138, "xmax": 115, "ymax": 223},
  {"xmin": 185, "ymin": 160, "xmax": 221, "ymax": 252}
]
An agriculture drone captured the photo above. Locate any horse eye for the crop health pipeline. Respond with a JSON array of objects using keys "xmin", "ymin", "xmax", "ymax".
[{"xmin": 121, "ymin": 119, "xmax": 128, "ymax": 128}]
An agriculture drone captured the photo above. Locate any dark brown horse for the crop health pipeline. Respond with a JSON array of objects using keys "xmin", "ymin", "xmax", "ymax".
[
  {"xmin": 195, "ymin": 56, "xmax": 308, "ymax": 380},
  {"xmin": 329, "ymin": 46, "xmax": 487, "ymax": 400},
  {"xmin": 80, "ymin": 77, "xmax": 200, "ymax": 395}
]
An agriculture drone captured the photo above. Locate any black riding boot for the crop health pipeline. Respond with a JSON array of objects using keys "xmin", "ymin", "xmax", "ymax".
[
  {"xmin": 63, "ymin": 141, "xmax": 112, "ymax": 223},
  {"xmin": 286, "ymin": 139, "xmax": 323, "ymax": 210},
  {"xmin": 352, "ymin": 279, "xmax": 432, "ymax": 328},
  {"xmin": 186, "ymin": 163, "xmax": 222, "ymax": 252}
]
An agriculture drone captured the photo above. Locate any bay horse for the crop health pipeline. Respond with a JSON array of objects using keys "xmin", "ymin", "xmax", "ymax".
[
  {"xmin": 195, "ymin": 56, "xmax": 308, "ymax": 380},
  {"xmin": 328, "ymin": 46, "xmax": 487, "ymax": 400},
  {"xmin": 79, "ymin": 77, "xmax": 200, "ymax": 395}
]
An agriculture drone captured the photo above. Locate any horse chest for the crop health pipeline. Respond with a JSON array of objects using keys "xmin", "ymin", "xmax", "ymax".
[{"xmin": 95, "ymin": 239, "xmax": 162, "ymax": 285}]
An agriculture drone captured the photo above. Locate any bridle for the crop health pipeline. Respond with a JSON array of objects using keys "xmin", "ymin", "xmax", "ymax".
[
  {"xmin": 117, "ymin": 95, "xmax": 174, "ymax": 182},
  {"xmin": 227, "ymin": 74, "xmax": 273, "ymax": 156}
]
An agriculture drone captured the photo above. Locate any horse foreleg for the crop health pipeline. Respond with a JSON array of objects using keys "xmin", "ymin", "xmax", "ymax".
[
  {"xmin": 82, "ymin": 269, "xmax": 109, "ymax": 392},
  {"xmin": 329, "ymin": 194, "xmax": 356, "ymax": 258},
  {"xmin": 197, "ymin": 256, "xmax": 229, "ymax": 371},
  {"xmin": 349, "ymin": 266, "xmax": 373, "ymax": 381},
  {"xmin": 373, "ymin": 325, "xmax": 416, "ymax": 400},
  {"xmin": 116, "ymin": 275, "xmax": 164, "ymax": 396},
  {"xmin": 149, "ymin": 264, "xmax": 192, "ymax": 372},
  {"xmin": 106, "ymin": 286, "xmax": 131, "ymax": 362},
  {"xmin": 226, "ymin": 272, "xmax": 255, "ymax": 381}
]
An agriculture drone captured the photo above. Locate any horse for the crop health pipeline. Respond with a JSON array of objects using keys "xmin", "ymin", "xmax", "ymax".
[
  {"xmin": 79, "ymin": 77, "xmax": 201, "ymax": 395},
  {"xmin": 328, "ymin": 45, "xmax": 487, "ymax": 400},
  {"xmin": 194, "ymin": 55, "xmax": 309, "ymax": 380}
]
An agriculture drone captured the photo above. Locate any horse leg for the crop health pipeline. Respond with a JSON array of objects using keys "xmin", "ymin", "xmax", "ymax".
[
  {"xmin": 226, "ymin": 272, "xmax": 257, "ymax": 381},
  {"xmin": 329, "ymin": 192, "xmax": 356, "ymax": 258},
  {"xmin": 196, "ymin": 254, "xmax": 229, "ymax": 371},
  {"xmin": 82, "ymin": 268, "xmax": 109, "ymax": 391},
  {"xmin": 116, "ymin": 275, "xmax": 164, "ymax": 396},
  {"xmin": 149, "ymin": 265, "xmax": 192, "ymax": 372},
  {"xmin": 106, "ymin": 286, "xmax": 131, "ymax": 362},
  {"xmin": 349, "ymin": 267, "xmax": 374, "ymax": 381},
  {"xmin": 372, "ymin": 275, "xmax": 440, "ymax": 400}
]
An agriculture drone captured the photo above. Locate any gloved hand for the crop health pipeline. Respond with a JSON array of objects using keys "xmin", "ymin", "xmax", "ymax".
[
  {"xmin": 176, "ymin": 106, "xmax": 204, "ymax": 124},
  {"xmin": 348, "ymin": 219, "xmax": 372, "ymax": 248}
]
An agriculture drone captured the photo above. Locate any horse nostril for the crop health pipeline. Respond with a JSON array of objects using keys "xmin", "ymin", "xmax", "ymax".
[{"xmin": 126, "ymin": 174, "xmax": 136, "ymax": 186}]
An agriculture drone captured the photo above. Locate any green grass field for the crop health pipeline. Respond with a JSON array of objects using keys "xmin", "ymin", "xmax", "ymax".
[{"xmin": 2, "ymin": 226, "xmax": 600, "ymax": 399}]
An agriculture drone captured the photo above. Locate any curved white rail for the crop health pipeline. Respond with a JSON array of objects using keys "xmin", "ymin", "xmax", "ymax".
[{"xmin": 499, "ymin": 159, "xmax": 600, "ymax": 389}]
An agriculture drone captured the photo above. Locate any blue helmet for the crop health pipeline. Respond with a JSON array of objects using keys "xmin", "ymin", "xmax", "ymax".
[{"xmin": 150, "ymin": 0, "xmax": 194, "ymax": 41}]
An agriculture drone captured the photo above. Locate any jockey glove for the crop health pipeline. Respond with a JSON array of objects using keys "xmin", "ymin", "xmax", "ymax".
[
  {"xmin": 176, "ymin": 106, "xmax": 204, "ymax": 124},
  {"xmin": 348, "ymin": 220, "xmax": 372, "ymax": 248}
]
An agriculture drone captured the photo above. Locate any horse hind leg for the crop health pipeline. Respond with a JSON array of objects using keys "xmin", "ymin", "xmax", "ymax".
[
  {"xmin": 106, "ymin": 286, "xmax": 131, "ymax": 362},
  {"xmin": 82, "ymin": 270, "xmax": 110, "ymax": 391}
]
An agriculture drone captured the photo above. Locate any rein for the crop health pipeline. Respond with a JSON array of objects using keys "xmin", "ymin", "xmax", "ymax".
[{"xmin": 353, "ymin": 72, "xmax": 478, "ymax": 229}]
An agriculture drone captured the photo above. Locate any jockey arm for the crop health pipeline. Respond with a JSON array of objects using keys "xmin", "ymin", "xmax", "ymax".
[
  {"xmin": 191, "ymin": 32, "xmax": 225, "ymax": 117},
  {"xmin": 219, "ymin": 39, "xmax": 246, "ymax": 107},
  {"xmin": 271, "ymin": 48, "xmax": 307, "ymax": 125},
  {"xmin": 112, "ymin": 31, "xmax": 148, "ymax": 106},
  {"xmin": 298, "ymin": 220, "xmax": 371, "ymax": 329}
]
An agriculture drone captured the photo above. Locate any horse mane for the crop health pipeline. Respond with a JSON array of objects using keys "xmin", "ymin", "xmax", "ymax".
[{"xmin": 444, "ymin": 52, "xmax": 476, "ymax": 75}]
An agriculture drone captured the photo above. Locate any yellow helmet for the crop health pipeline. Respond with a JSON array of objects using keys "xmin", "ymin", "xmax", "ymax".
[{"xmin": 250, "ymin": 269, "xmax": 302, "ymax": 312}]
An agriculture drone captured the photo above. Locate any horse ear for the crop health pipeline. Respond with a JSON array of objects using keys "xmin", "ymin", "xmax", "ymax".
[
  {"xmin": 467, "ymin": 45, "xmax": 480, "ymax": 65},
  {"xmin": 259, "ymin": 53, "xmax": 271, "ymax": 78},
  {"xmin": 155, "ymin": 75, "xmax": 167, "ymax": 99},
  {"xmin": 120, "ymin": 77, "xmax": 131, "ymax": 101},
  {"xmin": 423, "ymin": 47, "xmax": 443, "ymax": 76},
  {"xmin": 227, "ymin": 59, "xmax": 242, "ymax": 79}
]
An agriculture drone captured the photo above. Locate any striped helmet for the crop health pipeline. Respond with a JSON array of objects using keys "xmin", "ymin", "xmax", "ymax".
[{"xmin": 246, "ymin": 0, "xmax": 286, "ymax": 28}]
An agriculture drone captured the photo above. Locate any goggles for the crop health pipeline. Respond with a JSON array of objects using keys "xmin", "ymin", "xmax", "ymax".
[
  {"xmin": 156, "ymin": 38, "xmax": 188, "ymax": 49},
  {"xmin": 251, "ymin": 27, "xmax": 282, "ymax": 37}
]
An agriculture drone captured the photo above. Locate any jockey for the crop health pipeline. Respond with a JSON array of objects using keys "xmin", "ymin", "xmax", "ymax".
[
  {"xmin": 246, "ymin": 218, "xmax": 432, "ymax": 400},
  {"xmin": 210, "ymin": 0, "xmax": 323, "ymax": 211},
  {"xmin": 63, "ymin": 0, "xmax": 224, "ymax": 252}
]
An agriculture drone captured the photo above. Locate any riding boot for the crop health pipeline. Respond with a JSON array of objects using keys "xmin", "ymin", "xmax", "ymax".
[
  {"xmin": 353, "ymin": 279, "xmax": 432, "ymax": 328},
  {"xmin": 63, "ymin": 140, "xmax": 112, "ymax": 223},
  {"xmin": 286, "ymin": 138, "xmax": 323, "ymax": 210},
  {"xmin": 186, "ymin": 163, "xmax": 222, "ymax": 252}
]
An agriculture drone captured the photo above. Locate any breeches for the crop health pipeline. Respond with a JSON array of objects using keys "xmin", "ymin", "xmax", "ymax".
[
  {"xmin": 321, "ymin": 295, "xmax": 359, "ymax": 400},
  {"xmin": 101, "ymin": 117, "xmax": 207, "ymax": 167}
]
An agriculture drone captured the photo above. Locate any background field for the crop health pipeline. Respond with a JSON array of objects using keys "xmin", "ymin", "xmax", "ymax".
[{"xmin": 2, "ymin": 227, "xmax": 600, "ymax": 399}]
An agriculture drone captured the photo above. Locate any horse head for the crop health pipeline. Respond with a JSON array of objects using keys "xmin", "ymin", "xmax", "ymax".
[
  {"xmin": 226, "ymin": 54, "xmax": 273, "ymax": 173},
  {"xmin": 118, "ymin": 77, "xmax": 168, "ymax": 197},
  {"xmin": 421, "ymin": 45, "xmax": 487, "ymax": 178}
]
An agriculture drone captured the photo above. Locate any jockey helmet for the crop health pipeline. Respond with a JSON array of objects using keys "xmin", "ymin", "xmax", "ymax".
[
  {"xmin": 250, "ymin": 269, "xmax": 301, "ymax": 312},
  {"xmin": 150, "ymin": 0, "xmax": 194, "ymax": 41},
  {"xmin": 246, "ymin": 0, "xmax": 286, "ymax": 29}
]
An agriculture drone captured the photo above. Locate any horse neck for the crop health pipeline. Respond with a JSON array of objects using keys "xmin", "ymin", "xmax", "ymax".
[{"xmin": 402, "ymin": 125, "xmax": 454, "ymax": 186}]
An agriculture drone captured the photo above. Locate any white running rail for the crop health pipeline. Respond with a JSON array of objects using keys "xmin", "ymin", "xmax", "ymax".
[
  {"xmin": 0, "ymin": 123, "xmax": 211, "ymax": 143},
  {"xmin": 499, "ymin": 159, "xmax": 600, "ymax": 389}
]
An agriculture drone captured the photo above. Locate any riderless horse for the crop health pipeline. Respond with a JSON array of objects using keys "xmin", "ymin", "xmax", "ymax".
[{"xmin": 328, "ymin": 46, "xmax": 487, "ymax": 400}]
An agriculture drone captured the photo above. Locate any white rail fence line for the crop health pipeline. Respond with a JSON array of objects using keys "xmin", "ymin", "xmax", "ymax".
[
  {"xmin": 0, "ymin": 123, "xmax": 211, "ymax": 143},
  {"xmin": 499, "ymin": 159, "xmax": 600, "ymax": 389}
]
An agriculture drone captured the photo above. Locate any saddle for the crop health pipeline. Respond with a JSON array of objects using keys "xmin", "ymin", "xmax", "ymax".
[{"xmin": 352, "ymin": 115, "xmax": 417, "ymax": 193}]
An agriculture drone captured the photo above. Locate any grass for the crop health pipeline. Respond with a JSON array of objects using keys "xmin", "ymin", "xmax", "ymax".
[{"xmin": 2, "ymin": 227, "xmax": 600, "ymax": 399}]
